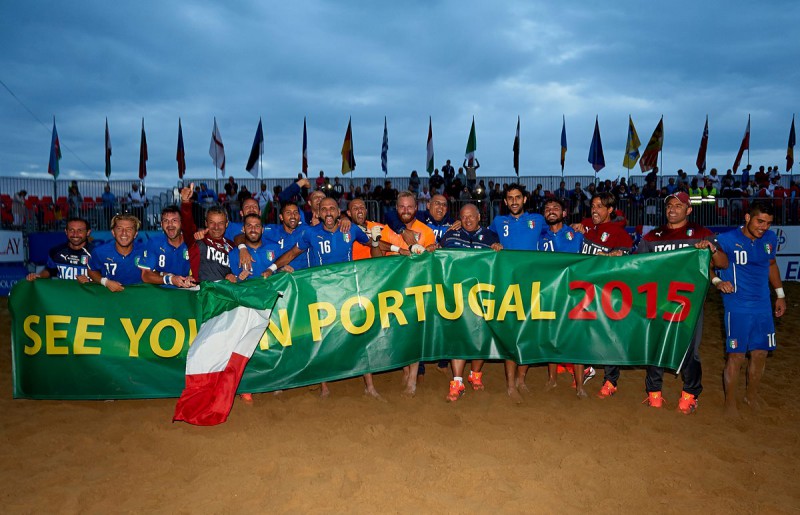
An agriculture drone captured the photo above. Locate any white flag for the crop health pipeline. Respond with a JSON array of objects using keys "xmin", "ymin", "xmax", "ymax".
[{"xmin": 209, "ymin": 117, "xmax": 226, "ymax": 174}]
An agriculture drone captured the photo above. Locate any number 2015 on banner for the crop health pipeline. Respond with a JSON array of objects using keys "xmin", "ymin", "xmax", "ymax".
[{"xmin": 569, "ymin": 281, "xmax": 695, "ymax": 322}]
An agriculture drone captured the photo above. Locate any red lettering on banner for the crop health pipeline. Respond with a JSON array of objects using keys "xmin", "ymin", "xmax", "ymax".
[
  {"xmin": 568, "ymin": 281, "xmax": 597, "ymax": 320},
  {"xmin": 600, "ymin": 281, "xmax": 632, "ymax": 320},
  {"xmin": 569, "ymin": 280, "xmax": 695, "ymax": 322},
  {"xmin": 664, "ymin": 282, "xmax": 694, "ymax": 322}
]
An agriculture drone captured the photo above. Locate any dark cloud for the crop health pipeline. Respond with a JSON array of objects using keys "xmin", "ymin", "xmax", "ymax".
[{"xmin": 1, "ymin": 0, "xmax": 798, "ymax": 187}]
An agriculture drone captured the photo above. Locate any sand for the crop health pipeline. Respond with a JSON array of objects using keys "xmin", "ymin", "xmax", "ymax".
[{"xmin": 1, "ymin": 284, "xmax": 799, "ymax": 514}]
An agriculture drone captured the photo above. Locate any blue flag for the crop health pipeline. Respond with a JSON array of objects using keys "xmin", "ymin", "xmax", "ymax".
[{"xmin": 588, "ymin": 116, "xmax": 605, "ymax": 173}]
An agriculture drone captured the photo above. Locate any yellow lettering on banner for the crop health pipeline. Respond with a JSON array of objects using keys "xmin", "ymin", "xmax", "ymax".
[
  {"xmin": 435, "ymin": 283, "xmax": 463, "ymax": 320},
  {"xmin": 188, "ymin": 319, "xmax": 198, "ymax": 346},
  {"xmin": 378, "ymin": 290, "xmax": 407, "ymax": 329},
  {"xmin": 121, "ymin": 319, "xmax": 153, "ymax": 358},
  {"xmin": 309, "ymin": 302, "xmax": 336, "ymax": 342},
  {"xmin": 149, "ymin": 319, "xmax": 184, "ymax": 358},
  {"xmin": 497, "ymin": 284, "xmax": 525, "ymax": 321},
  {"xmin": 468, "ymin": 283, "xmax": 496, "ymax": 320},
  {"xmin": 261, "ymin": 309, "xmax": 292, "ymax": 350},
  {"xmin": 530, "ymin": 282, "xmax": 556, "ymax": 320},
  {"xmin": 405, "ymin": 285, "xmax": 432, "ymax": 322},
  {"xmin": 341, "ymin": 296, "xmax": 375, "ymax": 335},
  {"xmin": 74, "ymin": 317, "xmax": 104, "ymax": 355},
  {"xmin": 23, "ymin": 315, "xmax": 42, "ymax": 355},
  {"xmin": 45, "ymin": 315, "xmax": 71, "ymax": 355}
]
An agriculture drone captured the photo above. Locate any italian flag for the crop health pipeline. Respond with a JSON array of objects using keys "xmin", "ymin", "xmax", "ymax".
[
  {"xmin": 465, "ymin": 116, "xmax": 477, "ymax": 165},
  {"xmin": 173, "ymin": 281, "xmax": 280, "ymax": 426}
]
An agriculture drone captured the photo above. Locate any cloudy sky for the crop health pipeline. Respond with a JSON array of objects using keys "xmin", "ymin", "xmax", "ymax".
[{"xmin": 1, "ymin": 0, "xmax": 798, "ymax": 187}]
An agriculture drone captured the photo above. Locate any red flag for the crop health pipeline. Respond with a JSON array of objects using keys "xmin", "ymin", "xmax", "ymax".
[
  {"xmin": 639, "ymin": 117, "xmax": 663, "ymax": 172},
  {"xmin": 177, "ymin": 119, "xmax": 186, "ymax": 179},
  {"xmin": 696, "ymin": 116, "xmax": 708, "ymax": 172},
  {"xmin": 787, "ymin": 115, "xmax": 795, "ymax": 172},
  {"xmin": 138, "ymin": 118, "xmax": 148, "ymax": 180},
  {"xmin": 732, "ymin": 115, "xmax": 750, "ymax": 173},
  {"xmin": 302, "ymin": 117, "xmax": 308, "ymax": 176}
]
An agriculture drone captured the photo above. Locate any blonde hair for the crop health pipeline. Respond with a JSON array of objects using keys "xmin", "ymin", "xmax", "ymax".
[{"xmin": 110, "ymin": 213, "xmax": 141, "ymax": 231}]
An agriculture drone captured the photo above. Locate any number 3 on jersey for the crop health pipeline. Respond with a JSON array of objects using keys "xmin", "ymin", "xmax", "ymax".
[{"xmin": 503, "ymin": 225, "xmax": 509, "ymax": 237}]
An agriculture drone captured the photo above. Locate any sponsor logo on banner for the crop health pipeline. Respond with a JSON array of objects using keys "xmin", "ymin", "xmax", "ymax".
[{"xmin": 0, "ymin": 231, "xmax": 24, "ymax": 263}]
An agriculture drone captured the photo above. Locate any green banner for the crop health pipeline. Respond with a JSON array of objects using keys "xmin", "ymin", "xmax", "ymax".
[{"xmin": 11, "ymin": 248, "xmax": 710, "ymax": 399}]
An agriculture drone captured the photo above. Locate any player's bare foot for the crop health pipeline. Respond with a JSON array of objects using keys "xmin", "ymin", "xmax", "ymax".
[
  {"xmin": 576, "ymin": 388, "xmax": 588, "ymax": 399},
  {"xmin": 544, "ymin": 378, "xmax": 558, "ymax": 392},
  {"xmin": 401, "ymin": 384, "xmax": 416, "ymax": 398},
  {"xmin": 364, "ymin": 388, "xmax": 386, "ymax": 402},
  {"xmin": 435, "ymin": 365, "xmax": 451, "ymax": 379},
  {"xmin": 516, "ymin": 381, "xmax": 530, "ymax": 394},
  {"xmin": 743, "ymin": 394, "xmax": 768, "ymax": 412},
  {"xmin": 319, "ymin": 383, "xmax": 331, "ymax": 399},
  {"xmin": 723, "ymin": 402, "xmax": 740, "ymax": 419},
  {"xmin": 507, "ymin": 387, "xmax": 523, "ymax": 404},
  {"xmin": 273, "ymin": 390, "xmax": 283, "ymax": 396}
]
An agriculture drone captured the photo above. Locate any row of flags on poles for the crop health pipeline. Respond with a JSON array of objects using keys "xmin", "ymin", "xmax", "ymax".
[
  {"xmin": 571, "ymin": 114, "xmax": 795, "ymax": 175},
  {"xmin": 46, "ymin": 114, "xmax": 797, "ymax": 181}
]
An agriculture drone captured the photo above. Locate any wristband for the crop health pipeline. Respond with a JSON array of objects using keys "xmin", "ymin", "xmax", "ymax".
[
  {"xmin": 238, "ymin": 244, "xmax": 247, "ymax": 250},
  {"xmin": 389, "ymin": 244, "xmax": 400, "ymax": 253},
  {"xmin": 268, "ymin": 263, "xmax": 278, "ymax": 272},
  {"xmin": 775, "ymin": 287, "xmax": 786, "ymax": 299},
  {"xmin": 100, "ymin": 277, "xmax": 108, "ymax": 287},
  {"xmin": 163, "ymin": 274, "xmax": 173, "ymax": 286},
  {"xmin": 711, "ymin": 277, "xmax": 722, "ymax": 286}
]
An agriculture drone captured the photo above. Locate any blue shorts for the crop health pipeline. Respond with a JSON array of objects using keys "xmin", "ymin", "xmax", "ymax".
[{"xmin": 724, "ymin": 311, "xmax": 776, "ymax": 353}]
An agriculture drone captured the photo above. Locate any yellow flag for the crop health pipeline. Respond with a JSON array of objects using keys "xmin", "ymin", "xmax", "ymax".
[{"xmin": 623, "ymin": 116, "xmax": 641, "ymax": 169}]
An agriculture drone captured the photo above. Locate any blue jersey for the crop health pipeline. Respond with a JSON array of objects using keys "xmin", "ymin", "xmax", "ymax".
[
  {"xmin": 417, "ymin": 210, "xmax": 455, "ymax": 243},
  {"xmin": 439, "ymin": 227, "xmax": 499, "ymax": 249},
  {"xmin": 89, "ymin": 240, "xmax": 145, "ymax": 285},
  {"xmin": 229, "ymin": 241, "xmax": 284, "ymax": 279},
  {"xmin": 540, "ymin": 225, "xmax": 583, "ymax": 254},
  {"xmin": 489, "ymin": 212, "xmax": 547, "ymax": 250},
  {"xmin": 263, "ymin": 224, "xmax": 309, "ymax": 270},
  {"xmin": 137, "ymin": 234, "xmax": 190, "ymax": 277},
  {"xmin": 46, "ymin": 242, "xmax": 92, "ymax": 280},
  {"xmin": 298, "ymin": 224, "xmax": 370, "ymax": 266},
  {"xmin": 224, "ymin": 222, "xmax": 243, "ymax": 241},
  {"xmin": 716, "ymin": 227, "xmax": 777, "ymax": 314}
]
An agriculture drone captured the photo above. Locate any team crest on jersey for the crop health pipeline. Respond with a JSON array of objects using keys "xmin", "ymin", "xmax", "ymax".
[
  {"xmin": 527, "ymin": 221, "xmax": 534, "ymax": 229},
  {"xmin": 267, "ymin": 251, "xmax": 275, "ymax": 261},
  {"xmin": 601, "ymin": 232, "xmax": 610, "ymax": 242},
  {"xmin": 478, "ymin": 234, "xmax": 484, "ymax": 241},
  {"xmin": 764, "ymin": 243, "xmax": 772, "ymax": 254},
  {"xmin": 728, "ymin": 338, "xmax": 738, "ymax": 350},
  {"xmin": 183, "ymin": 249, "xmax": 189, "ymax": 259},
  {"xmin": 80, "ymin": 256, "xmax": 88, "ymax": 265},
  {"xmin": 343, "ymin": 233, "xmax": 351, "ymax": 243},
  {"xmin": 566, "ymin": 232, "xmax": 574, "ymax": 241},
  {"xmin": 686, "ymin": 228, "xmax": 694, "ymax": 237}
]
